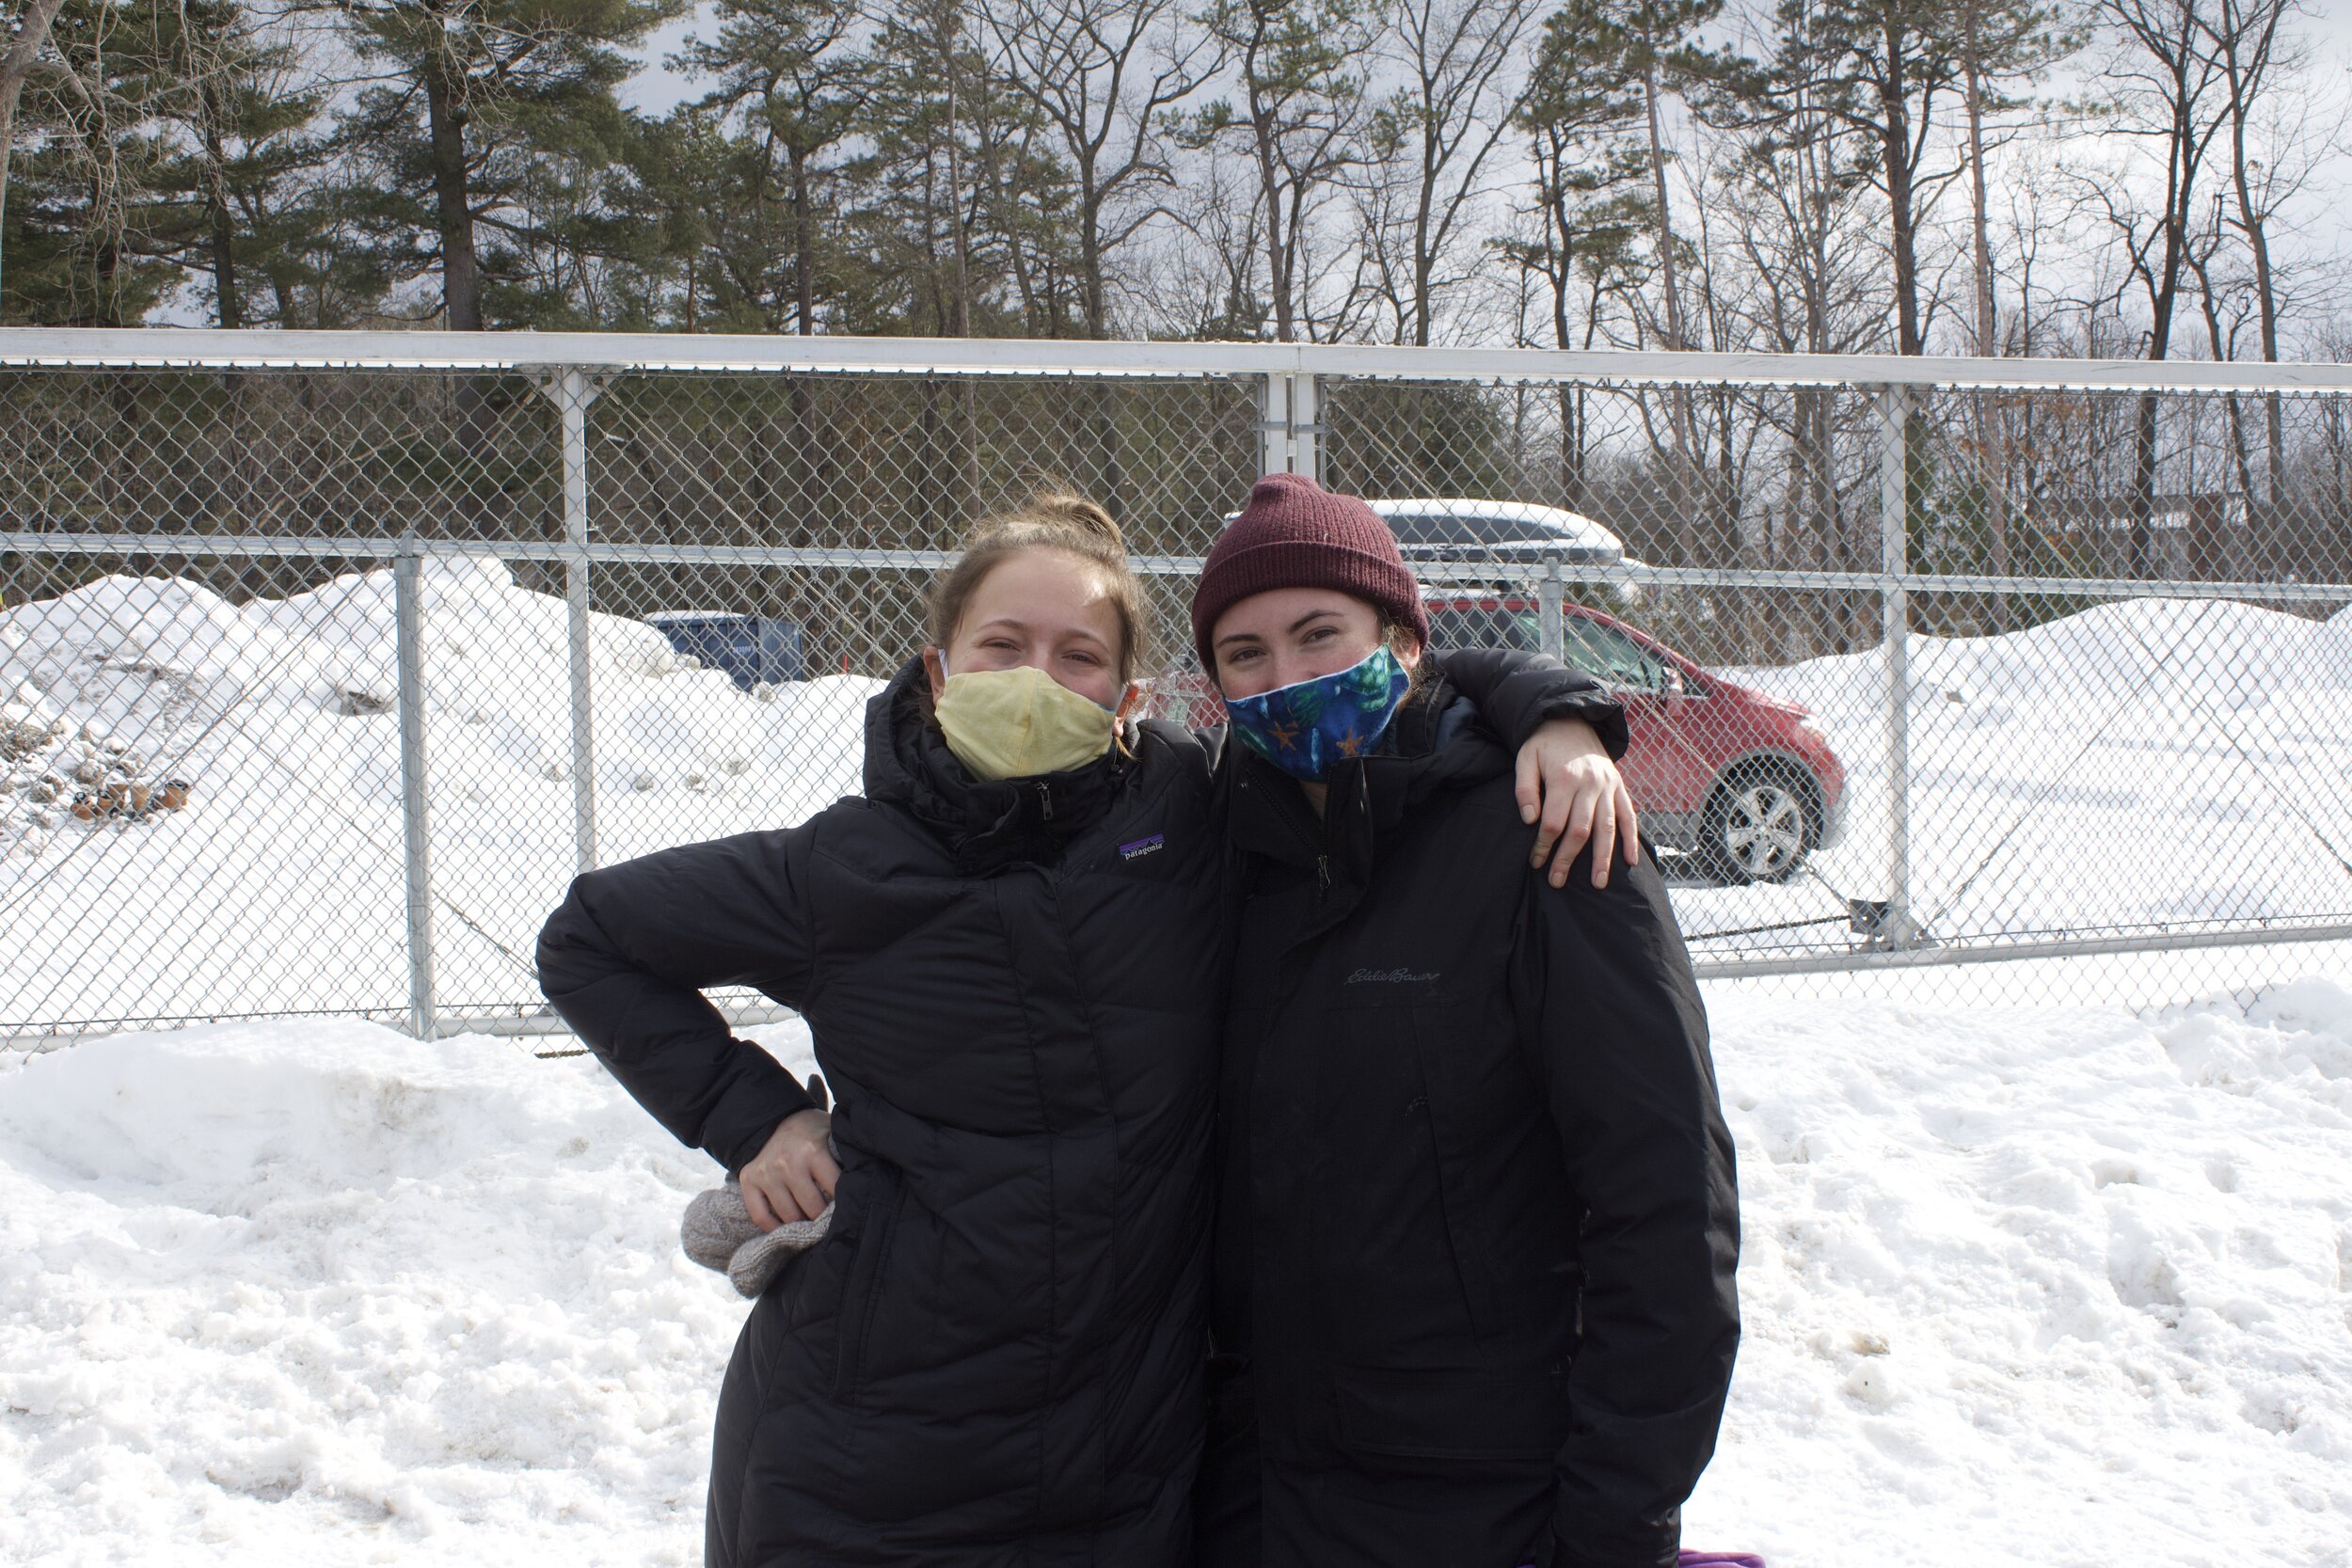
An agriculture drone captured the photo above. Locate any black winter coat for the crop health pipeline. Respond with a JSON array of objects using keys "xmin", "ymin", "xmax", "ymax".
[
  {"xmin": 539, "ymin": 666, "xmax": 1234, "ymax": 1567},
  {"xmin": 1197, "ymin": 686, "xmax": 1740, "ymax": 1568},
  {"xmin": 536, "ymin": 656, "xmax": 1623, "ymax": 1568}
]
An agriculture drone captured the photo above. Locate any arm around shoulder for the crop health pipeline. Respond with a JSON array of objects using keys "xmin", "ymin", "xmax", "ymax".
[{"xmin": 1431, "ymin": 647, "xmax": 1629, "ymax": 758}]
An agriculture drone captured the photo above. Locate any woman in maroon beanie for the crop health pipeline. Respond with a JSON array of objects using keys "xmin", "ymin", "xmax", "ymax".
[{"xmin": 1192, "ymin": 474, "xmax": 1740, "ymax": 1568}]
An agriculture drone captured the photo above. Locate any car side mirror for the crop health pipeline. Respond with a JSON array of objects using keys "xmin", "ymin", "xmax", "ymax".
[{"xmin": 1661, "ymin": 668, "xmax": 1686, "ymax": 699}]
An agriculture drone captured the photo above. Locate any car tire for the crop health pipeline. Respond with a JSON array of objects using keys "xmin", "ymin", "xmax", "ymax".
[{"xmin": 1699, "ymin": 764, "xmax": 1818, "ymax": 886}]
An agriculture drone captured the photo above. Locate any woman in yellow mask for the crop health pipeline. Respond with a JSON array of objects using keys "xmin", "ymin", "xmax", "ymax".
[{"xmin": 535, "ymin": 489, "xmax": 1630, "ymax": 1568}]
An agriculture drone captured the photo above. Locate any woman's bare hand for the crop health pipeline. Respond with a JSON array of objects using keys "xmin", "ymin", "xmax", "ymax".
[
  {"xmin": 739, "ymin": 1107, "xmax": 839, "ymax": 1230},
  {"xmin": 1515, "ymin": 717, "xmax": 1641, "ymax": 889}
]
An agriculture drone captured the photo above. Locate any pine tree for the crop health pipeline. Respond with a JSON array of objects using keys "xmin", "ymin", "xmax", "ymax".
[
  {"xmin": 336, "ymin": 0, "xmax": 685, "ymax": 330},
  {"xmin": 2, "ymin": 0, "xmax": 181, "ymax": 325},
  {"xmin": 141, "ymin": 0, "xmax": 335, "ymax": 327}
]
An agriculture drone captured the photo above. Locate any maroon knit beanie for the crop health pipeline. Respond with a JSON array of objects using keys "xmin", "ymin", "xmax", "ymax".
[{"xmin": 1190, "ymin": 473, "xmax": 1429, "ymax": 672}]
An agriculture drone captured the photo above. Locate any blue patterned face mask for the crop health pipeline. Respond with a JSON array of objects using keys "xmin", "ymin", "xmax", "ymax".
[{"xmin": 1222, "ymin": 644, "xmax": 1413, "ymax": 781}]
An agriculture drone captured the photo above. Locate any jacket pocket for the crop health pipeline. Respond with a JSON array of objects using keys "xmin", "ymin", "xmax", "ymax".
[
  {"xmin": 1331, "ymin": 1363, "xmax": 1570, "ymax": 1462},
  {"xmin": 1406, "ymin": 1013, "xmax": 1504, "ymax": 1338},
  {"xmin": 831, "ymin": 1161, "xmax": 906, "ymax": 1402}
]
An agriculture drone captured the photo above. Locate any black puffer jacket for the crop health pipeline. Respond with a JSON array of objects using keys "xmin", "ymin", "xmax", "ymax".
[
  {"xmin": 1198, "ymin": 683, "xmax": 1739, "ymax": 1568},
  {"xmin": 537, "ymin": 655, "xmax": 1622, "ymax": 1568},
  {"xmin": 539, "ymin": 665, "xmax": 1234, "ymax": 1567}
]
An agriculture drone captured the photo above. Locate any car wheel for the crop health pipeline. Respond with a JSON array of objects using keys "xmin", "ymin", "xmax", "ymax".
[{"xmin": 1700, "ymin": 765, "xmax": 1817, "ymax": 885}]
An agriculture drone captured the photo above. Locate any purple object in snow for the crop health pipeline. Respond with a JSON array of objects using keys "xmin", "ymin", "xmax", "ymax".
[{"xmin": 1517, "ymin": 1556, "xmax": 1763, "ymax": 1568}]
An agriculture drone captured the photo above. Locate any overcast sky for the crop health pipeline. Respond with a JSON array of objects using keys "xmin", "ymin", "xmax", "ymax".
[
  {"xmin": 621, "ymin": 3, "xmax": 2352, "ymax": 116},
  {"xmin": 603, "ymin": 3, "xmax": 2352, "ymax": 354}
]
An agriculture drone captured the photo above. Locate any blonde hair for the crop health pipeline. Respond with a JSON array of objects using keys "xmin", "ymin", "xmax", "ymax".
[{"xmin": 926, "ymin": 489, "xmax": 1150, "ymax": 682}]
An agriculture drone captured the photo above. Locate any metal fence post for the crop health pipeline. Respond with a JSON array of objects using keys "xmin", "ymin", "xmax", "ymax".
[
  {"xmin": 1539, "ymin": 554, "xmax": 1565, "ymax": 659},
  {"xmin": 1877, "ymin": 385, "xmax": 1917, "ymax": 949},
  {"xmin": 394, "ymin": 537, "xmax": 438, "ymax": 1038},
  {"xmin": 1256, "ymin": 372, "xmax": 1320, "ymax": 480},
  {"xmin": 1258, "ymin": 372, "xmax": 1290, "ymax": 477},
  {"xmin": 1291, "ymin": 372, "xmax": 1320, "ymax": 483},
  {"xmin": 544, "ymin": 370, "xmax": 602, "ymax": 874}
]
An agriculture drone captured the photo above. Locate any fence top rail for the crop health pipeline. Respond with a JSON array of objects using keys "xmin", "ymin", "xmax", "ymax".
[
  {"xmin": 9, "ymin": 531, "xmax": 2350, "ymax": 602},
  {"xmin": 3, "ymin": 328, "xmax": 2350, "ymax": 393}
]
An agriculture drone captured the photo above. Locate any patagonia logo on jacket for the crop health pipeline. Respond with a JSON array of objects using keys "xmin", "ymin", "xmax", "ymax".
[
  {"xmin": 1345, "ymin": 967, "xmax": 1440, "ymax": 985},
  {"xmin": 1119, "ymin": 833, "xmax": 1166, "ymax": 861}
]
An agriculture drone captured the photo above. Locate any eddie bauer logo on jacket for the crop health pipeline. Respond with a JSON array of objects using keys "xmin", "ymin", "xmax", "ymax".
[{"xmin": 1345, "ymin": 968, "xmax": 1440, "ymax": 984}]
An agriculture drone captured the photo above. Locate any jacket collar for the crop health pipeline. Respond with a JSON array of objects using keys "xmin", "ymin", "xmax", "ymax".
[
  {"xmin": 863, "ymin": 659, "xmax": 1125, "ymax": 875},
  {"xmin": 1227, "ymin": 675, "xmax": 1508, "ymax": 931}
]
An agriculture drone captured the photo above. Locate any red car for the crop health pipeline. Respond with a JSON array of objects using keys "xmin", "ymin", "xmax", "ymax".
[
  {"xmin": 1429, "ymin": 594, "xmax": 1846, "ymax": 883},
  {"xmin": 1150, "ymin": 594, "xmax": 1846, "ymax": 884}
]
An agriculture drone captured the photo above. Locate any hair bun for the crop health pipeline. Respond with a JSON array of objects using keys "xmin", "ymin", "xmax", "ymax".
[
  {"xmin": 961, "ymin": 487, "xmax": 1123, "ymax": 553},
  {"xmin": 1025, "ymin": 491, "xmax": 1123, "ymax": 549}
]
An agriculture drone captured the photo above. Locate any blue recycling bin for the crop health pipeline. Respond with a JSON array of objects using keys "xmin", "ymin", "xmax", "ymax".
[{"xmin": 647, "ymin": 612, "xmax": 806, "ymax": 689}]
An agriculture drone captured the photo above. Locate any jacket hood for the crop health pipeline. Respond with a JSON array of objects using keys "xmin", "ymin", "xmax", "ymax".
[
  {"xmin": 1228, "ymin": 673, "xmax": 1508, "ymax": 882},
  {"xmin": 863, "ymin": 658, "xmax": 1126, "ymax": 874}
]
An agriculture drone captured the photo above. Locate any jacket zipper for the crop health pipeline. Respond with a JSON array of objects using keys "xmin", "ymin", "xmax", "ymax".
[
  {"xmin": 1035, "ymin": 782, "xmax": 1054, "ymax": 821},
  {"xmin": 1273, "ymin": 785, "xmax": 1328, "ymax": 901}
]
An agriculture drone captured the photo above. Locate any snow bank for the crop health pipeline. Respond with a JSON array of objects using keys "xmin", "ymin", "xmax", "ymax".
[
  {"xmin": 1673, "ymin": 595, "xmax": 2352, "ymax": 957},
  {"xmin": 5, "ymin": 988, "xmax": 2348, "ymax": 1565},
  {"xmin": 0, "ymin": 563, "xmax": 882, "ymax": 1029},
  {"xmin": 1687, "ymin": 979, "xmax": 2352, "ymax": 1567},
  {"xmin": 6, "ymin": 572, "xmax": 2348, "ymax": 1028}
]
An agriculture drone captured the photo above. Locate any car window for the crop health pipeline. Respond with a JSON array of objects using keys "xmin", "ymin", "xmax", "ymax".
[
  {"xmin": 1561, "ymin": 617, "xmax": 1673, "ymax": 690},
  {"xmin": 1460, "ymin": 510, "xmax": 1563, "ymax": 545},
  {"xmin": 1427, "ymin": 606, "xmax": 1543, "ymax": 652},
  {"xmin": 1385, "ymin": 513, "xmax": 1489, "ymax": 546}
]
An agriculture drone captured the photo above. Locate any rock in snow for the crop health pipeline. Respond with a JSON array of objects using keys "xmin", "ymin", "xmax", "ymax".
[{"xmin": 3, "ymin": 986, "xmax": 2350, "ymax": 1567}]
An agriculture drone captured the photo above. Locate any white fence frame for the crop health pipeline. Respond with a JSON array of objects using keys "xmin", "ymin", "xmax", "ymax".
[{"xmin": 6, "ymin": 329, "xmax": 2351, "ymax": 1043}]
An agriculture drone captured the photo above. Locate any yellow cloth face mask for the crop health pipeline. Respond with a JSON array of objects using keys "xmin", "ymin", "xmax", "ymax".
[{"xmin": 933, "ymin": 662, "xmax": 1119, "ymax": 782}]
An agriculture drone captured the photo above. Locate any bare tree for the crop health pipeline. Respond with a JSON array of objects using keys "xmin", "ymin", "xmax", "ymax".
[
  {"xmin": 1361, "ymin": 0, "xmax": 1532, "ymax": 345},
  {"xmin": 1190, "ymin": 0, "xmax": 1376, "ymax": 342},
  {"xmin": 981, "ymin": 0, "xmax": 1216, "ymax": 339},
  {"xmin": 2193, "ymin": 0, "xmax": 2293, "ymax": 523},
  {"xmin": 2091, "ymin": 0, "xmax": 2230, "ymax": 574},
  {"xmin": 1954, "ymin": 0, "xmax": 2075, "ymax": 612},
  {"xmin": 0, "ymin": 0, "xmax": 72, "ymax": 303}
]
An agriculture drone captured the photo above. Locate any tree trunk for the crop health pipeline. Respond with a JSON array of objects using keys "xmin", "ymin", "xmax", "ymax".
[
  {"xmin": 1250, "ymin": 85, "xmax": 1294, "ymax": 342},
  {"xmin": 0, "ymin": 0, "xmax": 73, "ymax": 306},
  {"xmin": 1877, "ymin": 17, "xmax": 1921, "ymax": 356},
  {"xmin": 2219, "ymin": 0, "xmax": 2286, "ymax": 518},
  {"xmin": 421, "ymin": 40, "xmax": 481, "ymax": 331},
  {"xmin": 1079, "ymin": 176, "xmax": 1107, "ymax": 340},
  {"xmin": 1640, "ymin": 51, "xmax": 1698, "ymax": 564},
  {"xmin": 1961, "ymin": 0, "xmax": 2009, "ymax": 626},
  {"xmin": 200, "ymin": 83, "xmax": 242, "ymax": 328},
  {"xmin": 790, "ymin": 140, "xmax": 816, "ymax": 335}
]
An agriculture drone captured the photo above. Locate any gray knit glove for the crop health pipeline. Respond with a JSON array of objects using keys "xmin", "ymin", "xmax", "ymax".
[{"xmin": 682, "ymin": 1178, "xmax": 834, "ymax": 1298}]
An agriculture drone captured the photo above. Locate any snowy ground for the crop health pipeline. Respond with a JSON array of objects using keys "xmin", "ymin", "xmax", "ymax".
[
  {"xmin": 6, "ymin": 561, "xmax": 2349, "ymax": 1034},
  {"xmin": 5, "ymin": 979, "xmax": 2349, "ymax": 1568}
]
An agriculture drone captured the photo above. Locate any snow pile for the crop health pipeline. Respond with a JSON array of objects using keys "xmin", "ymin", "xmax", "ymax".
[
  {"xmin": 0, "ymin": 563, "xmax": 883, "ymax": 1028},
  {"xmin": 1675, "ymin": 595, "xmax": 2352, "ymax": 956},
  {"xmin": 6, "ymin": 984, "xmax": 2350, "ymax": 1565},
  {"xmin": 7, "ymin": 571, "xmax": 2348, "ymax": 1028}
]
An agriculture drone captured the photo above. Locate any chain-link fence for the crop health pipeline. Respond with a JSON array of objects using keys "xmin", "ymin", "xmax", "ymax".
[{"xmin": 5, "ymin": 333, "xmax": 2349, "ymax": 1042}]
